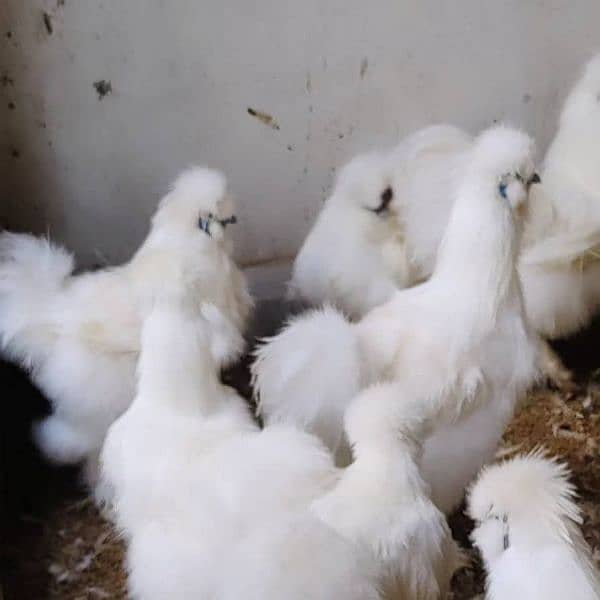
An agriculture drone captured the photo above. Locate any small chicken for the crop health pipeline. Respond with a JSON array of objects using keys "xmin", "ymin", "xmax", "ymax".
[
  {"xmin": 287, "ymin": 151, "xmax": 408, "ymax": 319},
  {"xmin": 0, "ymin": 167, "xmax": 252, "ymax": 494},
  {"xmin": 102, "ymin": 301, "xmax": 379, "ymax": 600},
  {"xmin": 312, "ymin": 381, "xmax": 463, "ymax": 599},
  {"xmin": 100, "ymin": 300, "xmax": 258, "ymax": 540},
  {"xmin": 468, "ymin": 451, "xmax": 600, "ymax": 600},
  {"xmin": 388, "ymin": 54, "xmax": 600, "ymax": 387},
  {"xmin": 253, "ymin": 125, "xmax": 540, "ymax": 514}
]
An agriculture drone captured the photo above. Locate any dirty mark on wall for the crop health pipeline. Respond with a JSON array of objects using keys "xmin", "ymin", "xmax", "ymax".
[
  {"xmin": 247, "ymin": 107, "xmax": 280, "ymax": 130},
  {"xmin": 360, "ymin": 57, "xmax": 369, "ymax": 78},
  {"xmin": 93, "ymin": 80, "xmax": 112, "ymax": 100},
  {"xmin": 43, "ymin": 12, "xmax": 53, "ymax": 35}
]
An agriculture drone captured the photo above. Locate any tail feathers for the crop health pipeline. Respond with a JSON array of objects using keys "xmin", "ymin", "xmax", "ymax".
[
  {"xmin": 521, "ymin": 226, "xmax": 600, "ymax": 267},
  {"xmin": 251, "ymin": 305, "xmax": 361, "ymax": 456},
  {"xmin": 0, "ymin": 232, "xmax": 74, "ymax": 365}
]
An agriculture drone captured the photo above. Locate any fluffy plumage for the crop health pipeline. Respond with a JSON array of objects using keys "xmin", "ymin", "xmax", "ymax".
[
  {"xmin": 287, "ymin": 151, "xmax": 408, "ymax": 319},
  {"xmin": 469, "ymin": 451, "xmax": 600, "ymax": 599},
  {"xmin": 384, "ymin": 54, "xmax": 600, "ymax": 386},
  {"xmin": 0, "ymin": 167, "xmax": 252, "ymax": 495},
  {"xmin": 520, "ymin": 53, "xmax": 600, "ymax": 339},
  {"xmin": 102, "ymin": 302, "xmax": 380, "ymax": 600},
  {"xmin": 253, "ymin": 126, "xmax": 540, "ymax": 514},
  {"xmin": 390, "ymin": 124, "xmax": 472, "ymax": 282},
  {"xmin": 106, "ymin": 301, "xmax": 462, "ymax": 598},
  {"xmin": 312, "ymin": 382, "xmax": 463, "ymax": 599}
]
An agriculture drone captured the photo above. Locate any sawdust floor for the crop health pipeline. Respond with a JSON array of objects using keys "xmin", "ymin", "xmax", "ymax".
[{"xmin": 2, "ymin": 323, "xmax": 599, "ymax": 600}]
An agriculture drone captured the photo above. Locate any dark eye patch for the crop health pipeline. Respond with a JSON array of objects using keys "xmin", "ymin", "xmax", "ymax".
[{"xmin": 369, "ymin": 186, "xmax": 394, "ymax": 215}]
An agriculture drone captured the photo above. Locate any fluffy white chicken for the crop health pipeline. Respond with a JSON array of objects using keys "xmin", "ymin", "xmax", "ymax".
[
  {"xmin": 468, "ymin": 451, "xmax": 600, "ymax": 599},
  {"xmin": 101, "ymin": 301, "xmax": 380, "ymax": 600},
  {"xmin": 520, "ymin": 53, "xmax": 600, "ymax": 340},
  {"xmin": 253, "ymin": 125, "xmax": 540, "ymax": 514},
  {"xmin": 104, "ymin": 300, "xmax": 462, "ymax": 599},
  {"xmin": 388, "ymin": 53, "xmax": 600, "ymax": 385},
  {"xmin": 312, "ymin": 381, "xmax": 463, "ymax": 599},
  {"xmin": 287, "ymin": 151, "xmax": 408, "ymax": 319},
  {"xmin": 0, "ymin": 167, "xmax": 252, "ymax": 493}
]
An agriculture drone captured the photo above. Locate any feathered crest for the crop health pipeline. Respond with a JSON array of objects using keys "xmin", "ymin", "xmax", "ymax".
[{"xmin": 468, "ymin": 448, "xmax": 582, "ymax": 545}]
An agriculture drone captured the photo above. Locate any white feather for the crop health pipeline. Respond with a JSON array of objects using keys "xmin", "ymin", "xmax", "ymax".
[
  {"xmin": 288, "ymin": 151, "xmax": 408, "ymax": 319},
  {"xmin": 0, "ymin": 167, "xmax": 252, "ymax": 497},
  {"xmin": 519, "ymin": 53, "xmax": 600, "ymax": 338},
  {"xmin": 102, "ymin": 302, "xmax": 381, "ymax": 599},
  {"xmin": 312, "ymin": 381, "xmax": 464, "ymax": 599},
  {"xmin": 469, "ymin": 451, "xmax": 600, "ymax": 600},
  {"xmin": 253, "ymin": 126, "xmax": 540, "ymax": 514},
  {"xmin": 387, "ymin": 54, "xmax": 600, "ymax": 343}
]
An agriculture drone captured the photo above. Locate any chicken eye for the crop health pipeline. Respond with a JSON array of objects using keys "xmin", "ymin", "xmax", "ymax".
[
  {"xmin": 368, "ymin": 186, "xmax": 394, "ymax": 215},
  {"xmin": 198, "ymin": 215, "xmax": 212, "ymax": 236}
]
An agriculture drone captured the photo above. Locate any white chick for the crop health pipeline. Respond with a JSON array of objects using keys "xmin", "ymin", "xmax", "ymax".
[
  {"xmin": 0, "ymin": 167, "xmax": 252, "ymax": 495},
  {"xmin": 312, "ymin": 381, "xmax": 463, "ymax": 599},
  {"xmin": 102, "ymin": 302, "xmax": 380, "ymax": 600},
  {"xmin": 468, "ymin": 451, "xmax": 600, "ymax": 600},
  {"xmin": 288, "ymin": 151, "xmax": 409, "ymax": 319},
  {"xmin": 253, "ymin": 125, "xmax": 540, "ymax": 514}
]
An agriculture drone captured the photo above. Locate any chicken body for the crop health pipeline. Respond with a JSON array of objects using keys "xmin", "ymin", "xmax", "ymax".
[
  {"xmin": 253, "ymin": 126, "xmax": 540, "ymax": 514},
  {"xmin": 390, "ymin": 53, "xmax": 600, "ymax": 343},
  {"xmin": 312, "ymin": 381, "xmax": 463, "ymax": 599},
  {"xmin": 102, "ymin": 303, "xmax": 381, "ymax": 600},
  {"xmin": 288, "ymin": 151, "xmax": 408, "ymax": 319},
  {"xmin": 0, "ymin": 168, "xmax": 252, "ymax": 494}
]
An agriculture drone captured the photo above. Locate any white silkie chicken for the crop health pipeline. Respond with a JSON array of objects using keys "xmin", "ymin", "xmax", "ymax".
[
  {"xmin": 253, "ymin": 125, "xmax": 540, "ymax": 514},
  {"xmin": 287, "ymin": 151, "xmax": 409, "ymax": 319},
  {"xmin": 312, "ymin": 381, "xmax": 463, "ymax": 599},
  {"xmin": 519, "ymin": 53, "xmax": 600, "ymax": 340},
  {"xmin": 468, "ymin": 451, "xmax": 600, "ymax": 600},
  {"xmin": 0, "ymin": 167, "xmax": 252, "ymax": 492},
  {"xmin": 229, "ymin": 379, "xmax": 464, "ymax": 600},
  {"xmin": 388, "ymin": 53, "xmax": 600, "ymax": 385},
  {"xmin": 101, "ymin": 302, "xmax": 380, "ymax": 600},
  {"xmin": 103, "ymin": 300, "xmax": 462, "ymax": 599}
]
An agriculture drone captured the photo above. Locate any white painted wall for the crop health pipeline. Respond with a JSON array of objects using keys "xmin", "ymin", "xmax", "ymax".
[{"xmin": 1, "ymin": 0, "xmax": 599, "ymax": 268}]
